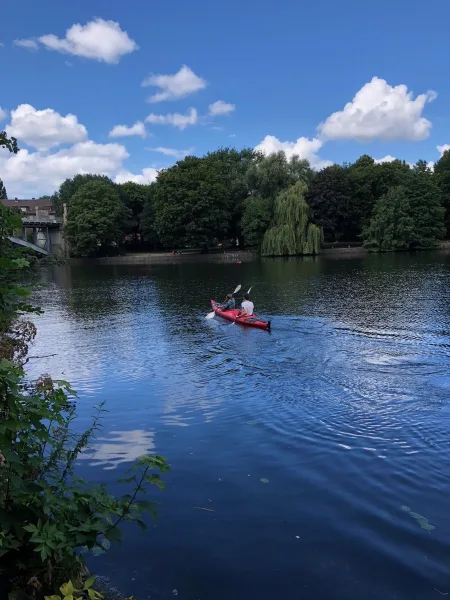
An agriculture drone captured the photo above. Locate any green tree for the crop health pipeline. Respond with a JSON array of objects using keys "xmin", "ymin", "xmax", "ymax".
[
  {"xmin": 117, "ymin": 181, "xmax": 153, "ymax": 239},
  {"xmin": 0, "ymin": 130, "xmax": 18, "ymax": 154},
  {"xmin": 261, "ymin": 181, "xmax": 323, "ymax": 256},
  {"xmin": 153, "ymin": 155, "xmax": 236, "ymax": 248},
  {"xmin": 240, "ymin": 196, "xmax": 272, "ymax": 249},
  {"xmin": 246, "ymin": 151, "xmax": 313, "ymax": 200},
  {"xmin": 433, "ymin": 149, "xmax": 450, "ymax": 236},
  {"xmin": 306, "ymin": 165, "xmax": 352, "ymax": 241},
  {"xmin": 140, "ymin": 183, "xmax": 159, "ymax": 248},
  {"xmin": 363, "ymin": 186, "xmax": 414, "ymax": 252},
  {"xmin": 53, "ymin": 174, "xmax": 115, "ymax": 216},
  {"xmin": 241, "ymin": 152, "xmax": 314, "ymax": 248},
  {"xmin": 0, "ymin": 178, "xmax": 7, "ymax": 200},
  {"xmin": 405, "ymin": 166, "xmax": 445, "ymax": 249},
  {"xmin": 64, "ymin": 180, "xmax": 131, "ymax": 257}
]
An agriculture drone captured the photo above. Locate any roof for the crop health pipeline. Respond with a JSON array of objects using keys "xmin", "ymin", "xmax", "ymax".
[{"xmin": 1, "ymin": 198, "xmax": 54, "ymax": 208}]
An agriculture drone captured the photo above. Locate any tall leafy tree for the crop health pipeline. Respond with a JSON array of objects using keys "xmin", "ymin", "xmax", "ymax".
[
  {"xmin": 405, "ymin": 166, "xmax": 445, "ymax": 249},
  {"xmin": 306, "ymin": 165, "xmax": 352, "ymax": 241},
  {"xmin": 118, "ymin": 182, "xmax": 153, "ymax": 239},
  {"xmin": 64, "ymin": 180, "xmax": 131, "ymax": 257},
  {"xmin": 433, "ymin": 149, "xmax": 450, "ymax": 236},
  {"xmin": 0, "ymin": 178, "xmax": 7, "ymax": 200},
  {"xmin": 363, "ymin": 186, "xmax": 414, "ymax": 252},
  {"xmin": 153, "ymin": 153, "xmax": 245, "ymax": 248},
  {"xmin": 242, "ymin": 152, "xmax": 314, "ymax": 247},
  {"xmin": 140, "ymin": 183, "xmax": 159, "ymax": 248},
  {"xmin": 53, "ymin": 174, "xmax": 115, "ymax": 216},
  {"xmin": 261, "ymin": 181, "xmax": 322, "ymax": 256},
  {"xmin": 0, "ymin": 131, "xmax": 18, "ymax": 154}
]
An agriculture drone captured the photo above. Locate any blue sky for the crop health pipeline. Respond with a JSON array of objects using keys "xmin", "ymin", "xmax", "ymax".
[{"xmin": 1, "ymin": 0, "xmax": 450, "ymax": 196}]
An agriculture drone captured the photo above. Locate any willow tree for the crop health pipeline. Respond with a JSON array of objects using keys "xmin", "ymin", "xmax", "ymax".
[{"xmin": 261, "ymin": 181, "xmax": 323, "ymax": 256}]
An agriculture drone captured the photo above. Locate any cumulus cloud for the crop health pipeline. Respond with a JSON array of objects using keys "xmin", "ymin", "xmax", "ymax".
[
  {"xmin": 147, "ymin": 146, "xmax": 194, "ymax": 159},
  {"xmin": 108, "ymin": 121, "xmax": 146, "ymax": 139},
  {"xmin": 0, "ymin": 107, "xmax": 7, "ymax": 122},
  {"xmin": 38, "ymin": 18, "xmax": 138, "ymax": 64},
  {"xmin": 14, "ymin": 39, "xmax": 38, "ymax": 50},
  {"xmin": 209, "ymin": 100, "xmax": 235, "ymax": 116},
  {"xmin": 142, "ymin": 65, "xmax": 206, "ymax": 103},
  {"xmin": 318, "ymin": 77, "xmax": 436, "ymax": 142},
  {"xmin": 254, "ymin": 134, "xmax": 332, "ymax": 170},
  {"xmin": 0, "ymin": 141, "xmax": 128, "ymax": 197},
  {"xmin": 114, "ymin": 167, "xmax": 159, "ymax": 185},
  {"xmin": 437, "ymin": 144, "xmax": 450, "ymax": 156},
  {"xmin": 5, "ymin": 104, "xmax": 87, "ymax": 151},
  {"xmin": 145, "ymin": 108, "xmax": 198, "ymax": 131}
]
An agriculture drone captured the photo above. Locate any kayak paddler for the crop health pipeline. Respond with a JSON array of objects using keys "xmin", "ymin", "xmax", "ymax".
[
  {"xmin": 219, "ymin": 293, "xmax": 236, "ymax": 311},
  {"xmin": 237, "ymin": 293, "xmax": 254, "ymax": 317}
]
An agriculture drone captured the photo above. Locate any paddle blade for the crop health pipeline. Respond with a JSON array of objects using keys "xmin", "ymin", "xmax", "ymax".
[
  {"xmin": 205, "ymin": 311, "xmax": 216, "ymax": 319},
  {"xmin": 233, "ymin": 284, "xmax": 242, "ymax": 294},
  {"xmin": 247, "ymin": 287, "xmax": 252, "ymax": 294}
]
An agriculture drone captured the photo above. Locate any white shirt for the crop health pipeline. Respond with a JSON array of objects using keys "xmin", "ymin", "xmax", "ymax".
[{"xmin": 241, "ymin": 300, "xmax": 254, "ymax": 315}]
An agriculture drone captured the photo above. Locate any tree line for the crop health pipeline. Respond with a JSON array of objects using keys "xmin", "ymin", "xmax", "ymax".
[{"xmin": 3, "ymin": 147, "xmax": 450, "ymax": 257}]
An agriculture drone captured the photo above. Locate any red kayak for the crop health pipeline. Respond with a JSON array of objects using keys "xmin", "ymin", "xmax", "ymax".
[{"xmin": 211, "ymin": 300, "xmax": 271, "ymax": 331}]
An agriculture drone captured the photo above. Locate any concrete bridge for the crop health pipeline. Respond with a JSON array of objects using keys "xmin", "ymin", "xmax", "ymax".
[
  {"xmin": 8, "ymin": 236, "xmax": 50, "ymax": 256},
  {"xmin": 16, "ymin": 215, "xmax": 65, "ymax": 255}
]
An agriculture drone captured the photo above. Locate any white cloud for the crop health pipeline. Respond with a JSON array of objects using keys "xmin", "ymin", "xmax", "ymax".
[
  {"xmin": 437, "ymin": 144, "xmax": 450, "ymax": 156},
  {"xmin": 254, "ymin": 134, "xmax": 331, "ymax": 170},
  {"xmin": 0, "ymin": 107, "xmax": 7, "ymax": 122},
  {"xmin": 14, "ymin": 39, "xmax": 38, "ymax": 50},
  {"xmin": 209, "ymin": 100, "xmax": 235, "ymax": 116},
  {"xmin": 374, "ymin": 155, "xmax": 397, "ymax": 164},
  {"xmin": 318, "ymin": 77, "xmax": 436, "ymax": 142},
  {"xmin": 109, "ymin": 121, "xmax": 146, "ymax": 139},
  {"xmin": 147, "ymin": 146, "xmax": 193, "ymax": 159},
  {"xmin": 0, "ymin": 42, "xmax": 5, "ymax": 48},
  {"xmin": 0, "ymin": 141, "xmax": 128, "ymax": 197},
  {"xmin": 142, "ymin": 65, "xmax": 206, "ymax": 103},
  {"xmin": 145, "ymin": 108, "xmax": 198, "ymax": 131},
  {"xmin": 114, "ymin": 167, "xmax": 158, "ymax": 185},
  {"xmin": 229, "ymin": 133, "xmax": 236, "ymax": 138},
  {"xmin": 5, "ymin": 104, "xmax": 87, "ymax": 151},
  {"xmin": 38, "ymin": 18, "xmax": 138, "ymax": 64}
]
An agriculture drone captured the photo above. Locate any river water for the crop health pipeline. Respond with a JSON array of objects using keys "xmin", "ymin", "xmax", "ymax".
[{"xmin": 28, "ymin": 253, "xmax": 450, "ymax": 599}]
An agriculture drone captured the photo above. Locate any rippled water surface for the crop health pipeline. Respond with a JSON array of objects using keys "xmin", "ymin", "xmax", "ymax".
[{"xmin": 29, "ymin": 253, "xmax": 450, "ymax": 599}]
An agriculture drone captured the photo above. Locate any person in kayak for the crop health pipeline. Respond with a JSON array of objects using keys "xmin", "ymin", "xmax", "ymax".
[
  {"xmin": 237, "ymin": 293, "xmax": 254, "ymax": 317},
  {"xmin": 219, "ymin": 293, "xmax": 236, "ymax": 311}
]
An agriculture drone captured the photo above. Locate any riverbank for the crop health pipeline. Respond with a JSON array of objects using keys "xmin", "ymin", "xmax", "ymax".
[
  {"xmin": 68, "ymin": 250, "xmax": 255, "ymax": 265},
  {"xmin": 67, "ymin": 241, "xmax": 450, "ymax": 265}
]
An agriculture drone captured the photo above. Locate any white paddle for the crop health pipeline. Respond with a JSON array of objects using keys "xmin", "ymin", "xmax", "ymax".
[{"xmin": 205, "ymin": 284, "xmax": 241, "ymax": 319}]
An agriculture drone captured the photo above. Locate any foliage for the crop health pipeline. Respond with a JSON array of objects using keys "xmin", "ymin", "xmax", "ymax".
[
  {"xmin": 434, "ymin": 149, "xmax": 450, "ymax": 236},
  {"xmin": 0, "ymin": 131, "xmax": 18, "ymax": 154},
  {"xmin": 53, "ymin": 175, "xmax": 115, "ymax": 216},
  {"xmin": 153, "ymin": 154, "xmax": 237, "ymax": 248},
  {"xmin": 363, "ymin": 172, "xmax": 445, "ymax": 252},
  {"xmin": 45, "ymin": 577, "xmax": 103, "ymax": 600},
  {"xmin": 117, "ymin": 182, "xmax": 153, "ymax": 239},
  {"xmin": 363, "ymin": 186, "xmax": 414, "ymax": 252},
  {"xmin": 0, "ymin": 363, "xmax": 170, "ymax": 598},
  {"xmin": 64, "ymin": 181, "xmax": 132, "ymax": 257},
  {"xmin": 245, "ymin": 152, "xmax": 313, "ymax": 200},
  {"xmin": 306, "ymin": 165, "xmax": 352, "ymax": 242},
  {"xmin": 0, "ymin": 178, "xmax": 7, "ymax": 200},
  {"xmin": 45, "ymin": 578, "xmax": 135, "ymax": 600},
  {"xmin": 405, "ymin": 166, "xmax": 445, "ymax": 249},
  {"xmin": 140, "ymin": 183, "xmax": 159, "ymax": 247},
  {"xmin": 240, "ymin": 196, "xmax": 272, "ymax": 249},
  {"xmin": 261, "ymin": 181, "xmax": 323, "ymax": 256}
]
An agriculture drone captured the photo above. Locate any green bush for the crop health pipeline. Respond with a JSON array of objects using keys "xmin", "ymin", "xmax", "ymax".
[{"xmin": 0, "ymin": 362, "xmax": 169, "ymax": 597}]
